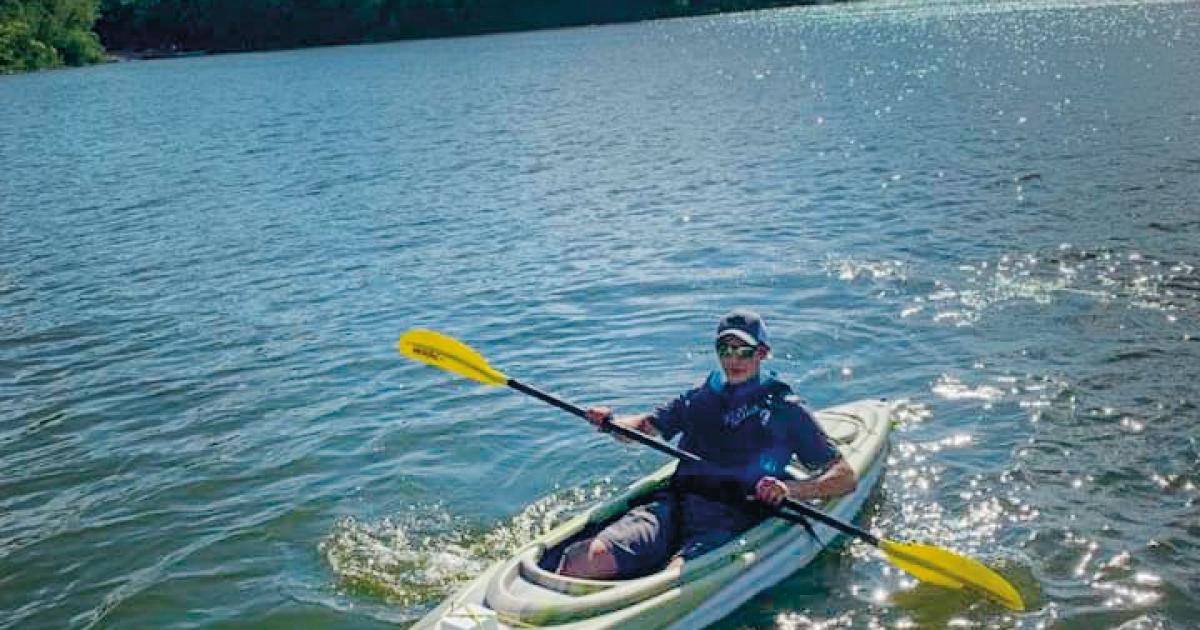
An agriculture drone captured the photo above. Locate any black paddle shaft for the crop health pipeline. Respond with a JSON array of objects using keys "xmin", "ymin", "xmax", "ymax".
[{"xmin": 505, "ymin": 378, "xmax": 881, "ymax": 546}]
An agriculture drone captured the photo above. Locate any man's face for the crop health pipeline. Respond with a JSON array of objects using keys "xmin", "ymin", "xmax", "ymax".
[{"xmin": 716, "ymin": 335, "xmax": 766, "ymax": 385}]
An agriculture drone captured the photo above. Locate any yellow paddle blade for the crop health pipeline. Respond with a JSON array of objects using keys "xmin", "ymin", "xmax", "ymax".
[
  {"xmin": 397, "ymin": 329, "xmax": 508, "ymax": 386},
  {"xmin": 881, "ymin": 540, "xmax": 1025, "ymax": 611}
]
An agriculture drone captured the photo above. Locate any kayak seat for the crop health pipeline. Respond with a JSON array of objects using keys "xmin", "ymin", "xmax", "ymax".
[
  {"xmin": 532, "ymin": 517, "xmax": 608, "ymax": 576},
  {"xmin": 520, "ymin": 546, "xmax": 618, "ymax": 595}
]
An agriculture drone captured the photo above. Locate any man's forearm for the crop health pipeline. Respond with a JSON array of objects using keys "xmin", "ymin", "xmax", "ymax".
[
  {"xmin": 784, "ymin": 459, "xmax": 857, "ymax": 501},
  {"xmin": 609, "ymin": 413, "xmax": 659, "ymax": 441}
]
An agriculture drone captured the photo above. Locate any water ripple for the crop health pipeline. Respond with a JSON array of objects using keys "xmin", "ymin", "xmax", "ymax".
[{"xmin": 3, "ymin": 0, "xmax": 1199, "ymax": 627}]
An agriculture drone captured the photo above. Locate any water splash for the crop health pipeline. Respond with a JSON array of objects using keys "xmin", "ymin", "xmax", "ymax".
[
  {"xmin": 320, "ymin": 508, "xmax": 484, "ymax": 608},
  {"xmin": 833, "ymin": 248, "xmax": 1200, "ymax": 331},
  {"xmin": 775, "ymin": 611, "xmax": 856, "ymax": 629},
  {"xmin": 931, "ymin": 374, "xmax": 1006, "ymax": 402},
  {"xmin": 892, "ymin": 399, "xmax": 934, "ymax": 428},
  {"xmin": 319, "ymin": 481, "xmax": 616, "ymax": 611},
  {"xmin": 824, "ymin": 257, "xmax": 910, "ymax": 283}
]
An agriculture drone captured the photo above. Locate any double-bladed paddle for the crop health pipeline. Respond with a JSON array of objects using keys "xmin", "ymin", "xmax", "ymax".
[{"xmin": 396, "ymin": 328, "xmax": 1025, "ymax": 611}]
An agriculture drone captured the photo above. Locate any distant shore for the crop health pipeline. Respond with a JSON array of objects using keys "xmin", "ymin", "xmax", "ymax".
[
  {"xmin": 105, "ymin": 49, "xmax": 208, "ymax": 63},
  {"xmin": 5, "ymin": 0, "xmax": 837, "ymax": 74}
]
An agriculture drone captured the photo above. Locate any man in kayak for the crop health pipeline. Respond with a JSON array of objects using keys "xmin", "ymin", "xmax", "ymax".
[{"xmin": 557, "ymin": 309, "xmax": 858, "ymax": 579}]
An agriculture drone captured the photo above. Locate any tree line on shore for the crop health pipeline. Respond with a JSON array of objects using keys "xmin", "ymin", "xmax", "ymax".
[
  {"xmin": 1, "ymin": 0, "xmax": 105, "ymax": 72},
  {"xmin": 3, "ymin": 0, "xmax": 813, "ymax": 73}
]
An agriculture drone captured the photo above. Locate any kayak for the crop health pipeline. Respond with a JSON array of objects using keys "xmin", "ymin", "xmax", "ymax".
[{"xmin": 414, "ymin": 398, "xmax": 894, "ymax": 630}]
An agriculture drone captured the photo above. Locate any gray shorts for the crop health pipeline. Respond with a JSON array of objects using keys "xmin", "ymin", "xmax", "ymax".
[{"xmin": 594, "ymin": 491, "xmax": 741, "ymax": 579}]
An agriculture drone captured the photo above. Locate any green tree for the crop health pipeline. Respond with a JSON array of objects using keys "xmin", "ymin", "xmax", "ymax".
[{"xmin": 1, "ymin": 0, "xmax": 106, "ymax": 72}]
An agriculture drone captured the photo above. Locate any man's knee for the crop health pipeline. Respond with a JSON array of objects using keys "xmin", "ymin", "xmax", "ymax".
[{"xmin": 558, "ymin": 537, "xmax": 619, "ymax": 579}]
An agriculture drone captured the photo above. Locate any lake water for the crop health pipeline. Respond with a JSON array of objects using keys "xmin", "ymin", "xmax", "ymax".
[{"xmin": 2, "ymin": 0, "xmax": 1198, "ymax": 627}]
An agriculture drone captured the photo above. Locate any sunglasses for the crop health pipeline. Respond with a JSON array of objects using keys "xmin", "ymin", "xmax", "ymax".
[{"xmin": 716, "ymin": 343, "xmax": 758, "ymax": 359}]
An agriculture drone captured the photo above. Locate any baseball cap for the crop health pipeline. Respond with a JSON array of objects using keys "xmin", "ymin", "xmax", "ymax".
[{"xmin": 715, "ymin": 309, "xmax": 769, "ymax": 348}]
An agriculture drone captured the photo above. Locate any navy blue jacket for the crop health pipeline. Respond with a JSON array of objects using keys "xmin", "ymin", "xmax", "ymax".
[{"xmin": 649, "ymin": 370, "xmax": 841, "ymax": 536}]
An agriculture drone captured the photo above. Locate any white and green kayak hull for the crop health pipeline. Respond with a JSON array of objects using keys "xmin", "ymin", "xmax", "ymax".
[{"xmin": 415, "ymin": 398, "xmax": 894, "ymax": 630}]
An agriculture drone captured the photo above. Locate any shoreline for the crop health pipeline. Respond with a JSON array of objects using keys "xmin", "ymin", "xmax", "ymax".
[{"xmin": 106, "ymin": 49, "xmax": 208, "ymax": 63}]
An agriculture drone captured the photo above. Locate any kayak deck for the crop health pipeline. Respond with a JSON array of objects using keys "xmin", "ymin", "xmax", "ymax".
[{"xmin": 414, "ymin": 398, "xmax": 894, "ymax": 630}]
